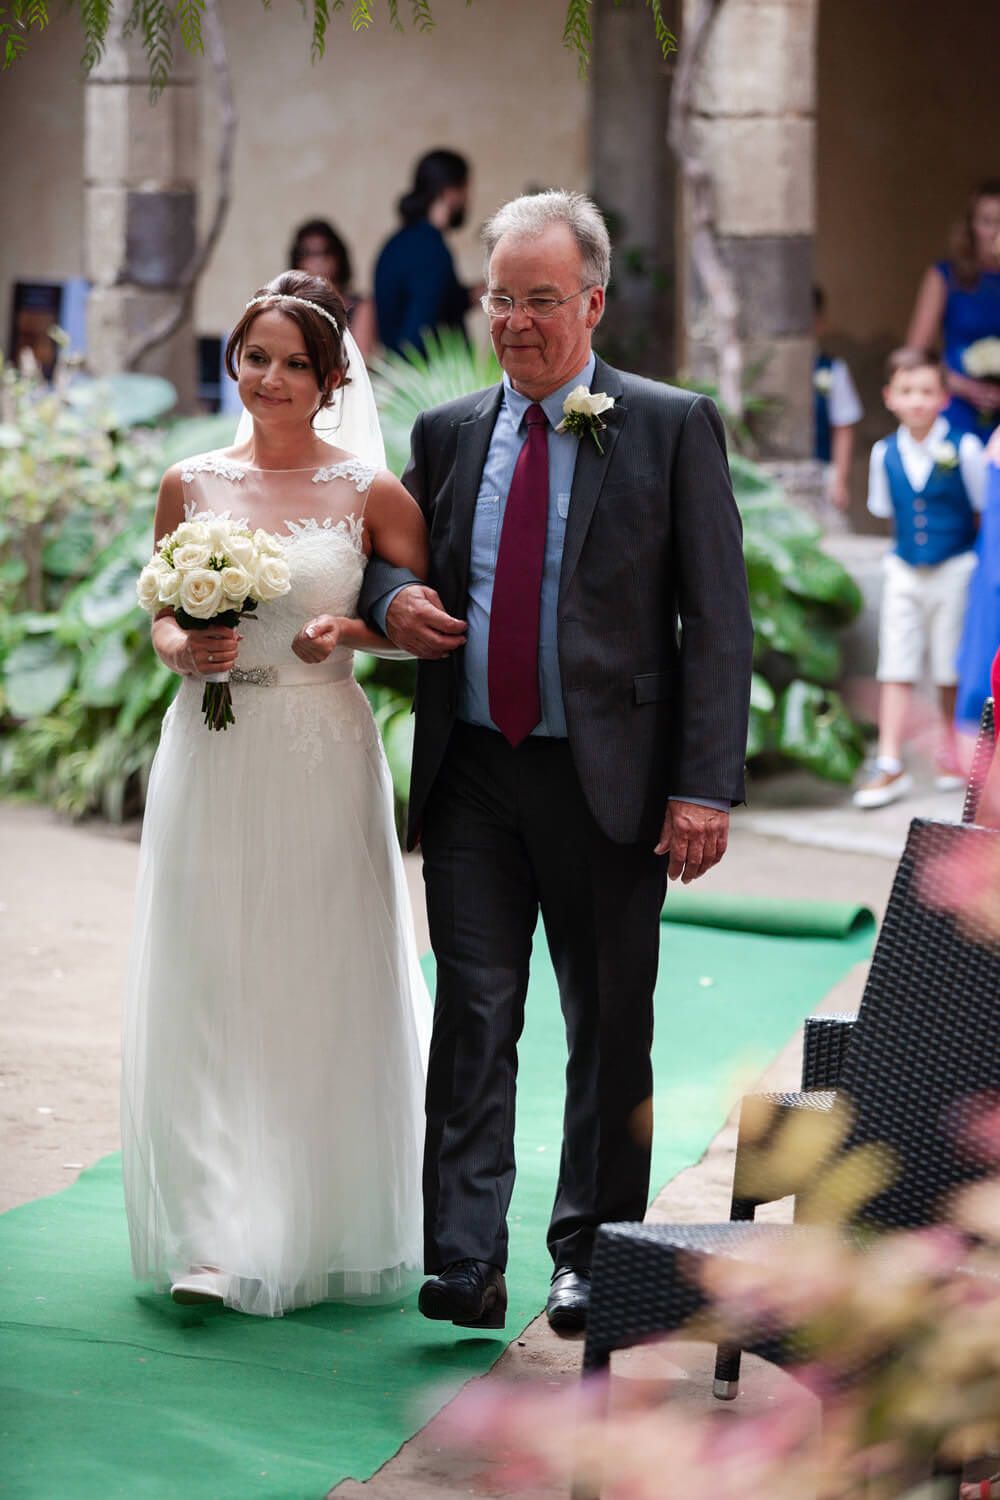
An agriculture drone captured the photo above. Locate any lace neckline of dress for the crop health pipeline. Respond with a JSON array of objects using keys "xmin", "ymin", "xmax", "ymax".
[{"xmin": 180, "ymin": 453, "xmax": 379, "ymax": 489}]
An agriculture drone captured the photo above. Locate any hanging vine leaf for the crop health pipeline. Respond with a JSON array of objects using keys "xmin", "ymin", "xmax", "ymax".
[
  {"xmin": 4, "ymin": 0, "xmax": 673, "ymax": 78},
  {"xmin": 174, "ymin": 0, "xmax": 204, "ymax": 54}
]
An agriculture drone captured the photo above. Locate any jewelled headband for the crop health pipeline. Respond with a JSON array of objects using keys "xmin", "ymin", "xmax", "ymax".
[{"xmin": 244, "ymin": 293, "xmax": 341, "ymax": 333}]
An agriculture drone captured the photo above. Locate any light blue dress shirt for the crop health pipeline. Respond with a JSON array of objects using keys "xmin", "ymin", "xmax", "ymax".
[{"xmin": 458, "ymin": 355, "xmax": 596, "ymax": 737}]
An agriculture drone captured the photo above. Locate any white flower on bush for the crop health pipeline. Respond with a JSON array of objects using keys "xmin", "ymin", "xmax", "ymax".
[
  {"xmin": 220, "ymin": 563, "xmax": 254, "ymax": 604},
  {"xmin": 178, "ymin": 567, "xmax": 224, "ymax": 618},
  {"xmin": 254, "ymin": 555, "xmax": 291, "ymax": 601},
  {"xmin": 962, "ymin": 337, "xmax": 1000, "ymax": 380},
  {"xmin": 931, "ymin": 439, "xmax": 959, "ymax": 471},
  {"xmin": 173, "ymin": 541, "xmax": 214, "ymax": 571}
]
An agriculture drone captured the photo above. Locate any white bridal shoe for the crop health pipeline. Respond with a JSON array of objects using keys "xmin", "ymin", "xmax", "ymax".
[{"xmin": 170, "ymin": 1269, "xmax": 229, "ymax": 1306}]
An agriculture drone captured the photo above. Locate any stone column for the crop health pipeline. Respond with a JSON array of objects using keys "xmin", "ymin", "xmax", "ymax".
[
  {"xmin": 590, "ymin": 0, "xmax": 680, "ymax": 378},
  {"xmin": 84, "ymin": 8, "xmax": 197, "ymax": 406},
  {"xmin": 681, "ymin": 0, "xmax": 817, "ymax": 457}
]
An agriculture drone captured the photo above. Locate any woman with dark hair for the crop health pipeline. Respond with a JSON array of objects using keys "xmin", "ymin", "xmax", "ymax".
[
  {"xmin": 121, "ymin": 270, "xmax": 431, "ymax": 1316},
  {"xmin": 373, "ymin": 148, "xmax": 479, "ymax": 356},
  {"xmin": 288, "ymin": 217, "xmax": 376, "ymax": 362},
  {"xmin": 907, "ymin": 181, "xmax": 1000, "ymax": 436}
]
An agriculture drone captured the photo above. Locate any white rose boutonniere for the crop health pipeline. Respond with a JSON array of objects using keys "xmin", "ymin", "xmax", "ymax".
[
  {"xmin": 813, "ymin": 366, "xmax": 834, "ymax": 396},
  {"xmin": 931, "ymin": 439, "xmax": 959, "ymax": 473},
  {"xmin": 555, "ymin": 385, "xmax": 615, "ymax": 455}
]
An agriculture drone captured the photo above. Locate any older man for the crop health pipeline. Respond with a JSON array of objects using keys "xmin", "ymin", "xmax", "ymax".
[{"xmin": 362, "ymin": 191, "xmax": 753, "ymax": 1333}]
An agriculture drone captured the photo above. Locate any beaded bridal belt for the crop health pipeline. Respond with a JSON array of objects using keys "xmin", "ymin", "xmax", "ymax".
[{"xmin": 230, "ymin": 657, "xmax": 354, "ymax": 688}]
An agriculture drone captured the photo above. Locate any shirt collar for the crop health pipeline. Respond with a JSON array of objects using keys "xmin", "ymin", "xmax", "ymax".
[
  {"xmin": 503, "ymin": 353, "xmax": 598, "ymax": 432},
  {"xmin": 898, "ymin": 415, "xmax": 948, "ymax": 454}
]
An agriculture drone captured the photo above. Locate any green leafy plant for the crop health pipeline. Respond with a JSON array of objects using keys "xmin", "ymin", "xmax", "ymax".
[
  {"xmin": 371, "ymin": 328, "xmax": 502, "ymax": 477},
  {"xmin": 732, "ymin": 455, "xmax": 865, "ymax": 782}
]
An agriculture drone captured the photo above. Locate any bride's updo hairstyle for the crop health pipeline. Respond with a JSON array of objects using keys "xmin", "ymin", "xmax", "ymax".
[{"xmin": 225, "ymin": 270, "xmax": 350, "ymax": 419}]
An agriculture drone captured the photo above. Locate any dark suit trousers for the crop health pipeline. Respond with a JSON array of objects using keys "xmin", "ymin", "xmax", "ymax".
[{"xmin": 420, "ymin": 722, "xmax": 670, "ymax": 1273}]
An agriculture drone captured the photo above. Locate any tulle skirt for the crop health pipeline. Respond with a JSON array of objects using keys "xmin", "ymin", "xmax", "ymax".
[{"xmin": 121, "ymin": 674, "xmax": 430, "ymax": 1316}]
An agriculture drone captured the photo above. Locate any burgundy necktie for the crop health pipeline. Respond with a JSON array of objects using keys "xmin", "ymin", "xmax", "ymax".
[{"xmin": 488, "ymin": 402, "xmax": 549, "ymax": 746}]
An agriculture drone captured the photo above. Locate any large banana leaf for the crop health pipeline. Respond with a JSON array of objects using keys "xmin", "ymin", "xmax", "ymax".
[{"xmin": 2, "ymin": 635, "xmax": 77, "ymax": 718}]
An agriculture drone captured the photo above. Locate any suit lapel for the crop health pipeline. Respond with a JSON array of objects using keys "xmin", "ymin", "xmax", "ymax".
[
  {"xmin": 559, "ymin": 356, "xmax": 626, "ymax": 603},
  {"xmin": 440, "ymin": 384, "xmax": 503, "ymax": 610}
]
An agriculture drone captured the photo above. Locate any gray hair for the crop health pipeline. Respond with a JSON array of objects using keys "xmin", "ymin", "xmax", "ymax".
[{"xmin": 482, "ymin": 190, "xmax": 612, "ymax": 290}]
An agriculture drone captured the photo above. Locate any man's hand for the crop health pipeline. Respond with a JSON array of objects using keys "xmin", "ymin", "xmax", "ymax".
[
  {"xmin": 385, "ymin": 585, "xmax": 467, "ymax": 659},
  {"xmin": 655, "ymin": 800, "xmax": 729, "ymax": 883}
]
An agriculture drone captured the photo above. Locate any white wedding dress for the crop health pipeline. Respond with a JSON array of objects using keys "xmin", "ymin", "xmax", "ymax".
[{"xmin": 121, "ymin": 453, "xmax": 430, "ymax": 1317}]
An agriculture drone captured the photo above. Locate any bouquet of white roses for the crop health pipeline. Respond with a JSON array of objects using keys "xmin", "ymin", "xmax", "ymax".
[
  {"xmin": 136, "ymin": 515, "xmax": 291, "ymax": 731},
  {"xmin": 962, "ymin": 336, "xmax": 1000, "ymax": 381}
]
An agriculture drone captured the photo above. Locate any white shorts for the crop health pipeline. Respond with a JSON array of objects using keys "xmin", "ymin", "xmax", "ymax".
[{"xmin": 876, "ymin": 550, "xmax": 977, "ymax": 685}]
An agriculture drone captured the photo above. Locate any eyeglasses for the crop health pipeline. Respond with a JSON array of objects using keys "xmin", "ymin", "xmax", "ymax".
[{"xmin": 480, "ymin": 286, "xmax": 597, "ymax": 320}]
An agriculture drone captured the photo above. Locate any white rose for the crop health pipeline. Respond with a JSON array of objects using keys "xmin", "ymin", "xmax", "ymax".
[
  {"xmin": 813, "ymin": 367, "xmax": 834, "ymax": 395},
  {"xmin": 157, "ymin": 568, "xmax": 182, "ymax": 605},
  {"xmin": 136, "ymin": 564, "xmax": 163, "ymax": 611},
  {"xmin": 963, "ymin": 337, "xmax": 1000, "ymax": 379},
  {"xmin": 172, "ymin": 541, "xmax": 214, "ymax": 571},
  {"xmin": 932, "ymin": 440, "xmax": 958, "ymax": 469},
  {"xmin": 253, "ymin": 527, "xmax": 284, "ymax": 558},
  {"xmin": 224, "ymin": 531, "xmax": 256, "ymax": 568},
  {"xmin": 253, "ymin": 555, "xmax": 291, "ymax": 602},
  {"xmin": 170, "ymin": 521, "xmax": 210, "ymax": 548},
  {"xmin": 563, "ymin": 385, "xmax": 615, "ymax": 418},
  {"xmin": 178, "ymin": 567, "xmax": 224, "ymax": 618},
  {"xmin": 220, "ymin": 563, "xmax": 253, "ymax": 604}
]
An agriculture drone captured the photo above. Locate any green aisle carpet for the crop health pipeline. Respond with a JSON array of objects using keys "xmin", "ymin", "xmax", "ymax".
[{"xmin": 0, "ymin": 896, "xmax": 874, "ymax": 1499}]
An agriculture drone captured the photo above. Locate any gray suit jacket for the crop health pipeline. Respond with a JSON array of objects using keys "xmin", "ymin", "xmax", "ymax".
[{"xmin": 361, "ymin": 355, "xmax": 754, "ymax": 850}]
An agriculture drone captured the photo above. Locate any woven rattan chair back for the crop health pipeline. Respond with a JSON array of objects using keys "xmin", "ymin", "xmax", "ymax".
[
  {"xmin": 962, "ymin": 697, "xmax": 995, "ymax": 826},
  {"xmin": 830, "ymin": 818, "xmax": 1000, "ymax": 1230}
]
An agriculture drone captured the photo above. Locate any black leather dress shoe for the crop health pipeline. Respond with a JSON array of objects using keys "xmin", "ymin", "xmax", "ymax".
[
  {"xmin": 546, "ymin": 1265, "xmax": 591, "ymax": 1332},
  {"xmin": 418, "ymin": 1259, "xmax": 507, "ymax": 1329}
]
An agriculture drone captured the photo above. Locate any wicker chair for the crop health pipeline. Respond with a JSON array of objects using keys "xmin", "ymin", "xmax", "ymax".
[
  {"xmin": 579, "ymin": 817, "xmax": 1000, "ymax": 1497},
  {"xmin": 963, "ymin": 695, "xmax": 996, "ymax": 827},
  {"xmin": 798, "ymin": 695, "xmax": 996, "ymax": 1102}
]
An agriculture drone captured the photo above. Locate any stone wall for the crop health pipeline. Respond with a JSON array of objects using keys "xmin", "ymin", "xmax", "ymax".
[{"xmin": 680, "ymin": 0, "xmax": 818, "ymax": 457}]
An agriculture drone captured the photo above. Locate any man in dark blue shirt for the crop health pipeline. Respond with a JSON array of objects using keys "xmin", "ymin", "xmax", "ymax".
[{"xmin": 374, "ymin": 149, "xmax": 475, "ymax": 357}]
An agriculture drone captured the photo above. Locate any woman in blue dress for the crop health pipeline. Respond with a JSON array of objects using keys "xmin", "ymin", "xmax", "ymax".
[
  {"xmin": 955, "ymin": 428, "xmax": 1000, "ymax": 730},
  {"xmin": 907, "ymin": 181, "xmax": 1000, "ymax": 436},
  {"xmin": 909, "ymin": 184, "xmax": 1000, "ymax": 733}
]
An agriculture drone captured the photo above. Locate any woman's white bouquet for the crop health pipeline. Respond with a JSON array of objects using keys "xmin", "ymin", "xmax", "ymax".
[
  {"xmin": 962, "ymin": 336, "xmax": 1000, "ymax": 381},
  {"xmin": 137, "ymin": 515, "xmax": 291, "ymax": 731}
]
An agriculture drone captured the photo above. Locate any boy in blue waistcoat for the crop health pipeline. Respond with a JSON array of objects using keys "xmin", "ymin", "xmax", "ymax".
[{"xmin": 854, "ymin": 348, "xmax": 986, "ymax": 808}]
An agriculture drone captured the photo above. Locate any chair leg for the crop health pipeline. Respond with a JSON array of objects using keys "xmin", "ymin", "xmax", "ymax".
[
  {"xmin": 713, "ymin": 1342, "xmax": 742, "ymax": 1400},
  {"xmin": 712, "ymin": 1196, "xmax": 754, "ymax": 1397}
]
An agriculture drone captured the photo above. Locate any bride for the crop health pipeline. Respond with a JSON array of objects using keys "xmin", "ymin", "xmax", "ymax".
[{"xmin": 121, "ymin": 270, "xmax": 432, "ymax": 1316}]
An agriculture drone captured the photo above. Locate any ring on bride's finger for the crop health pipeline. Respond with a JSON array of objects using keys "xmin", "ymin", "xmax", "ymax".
[{"xmin": 208, "ymin": 654, "xmax": 215, "ymax": 663}]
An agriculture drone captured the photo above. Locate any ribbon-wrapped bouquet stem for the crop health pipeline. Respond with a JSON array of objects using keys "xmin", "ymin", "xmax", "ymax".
[{"xmin": 137, "ymin": 517, "xmax": 291, "ymax": 731}]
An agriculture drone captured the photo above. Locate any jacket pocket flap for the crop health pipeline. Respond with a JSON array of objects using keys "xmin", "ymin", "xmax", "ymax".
[{"xmin": 633, "ymin": 672, "xmax": 672, "ymax": 705}]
